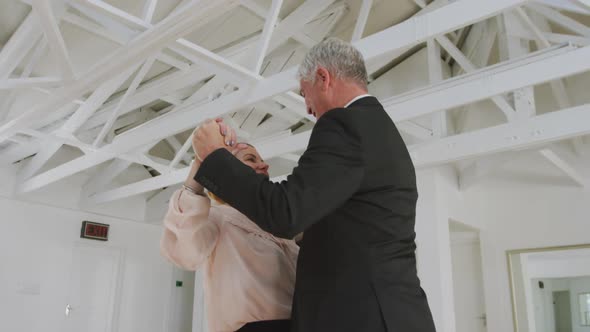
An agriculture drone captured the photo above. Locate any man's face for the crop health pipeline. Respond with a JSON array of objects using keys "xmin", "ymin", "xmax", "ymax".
[{"xmin": 299, "ymin": 69, "xmax": 331, "ymax": 119}]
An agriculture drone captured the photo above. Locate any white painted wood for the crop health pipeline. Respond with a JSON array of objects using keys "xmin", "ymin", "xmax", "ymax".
[
  {"xmin": 93, "ymin": 56, "xmax": 157, "ymax": 147},
  {"xmin": 527, "ymin": 3, "xmax": 590, "ymax": 36},
  {"xmin": 70, "ymin": 0, "xmax": 148, "ymax": 30},
  {"xmin": 15, "ymin": 0, "xmax": 538, "ymax": 192},
  {"xmin": 0, "ymin": 0, "xmax": 238, "ymax": 140},
  {"xmin": 436, "ymin": 35, "xmax": 517, "ymax": 121},
  {"xmin": 427, "ymin": 38, "xmax": 449, "ymax": 137},
  {"xmin": 411, "ymin": 103, "xmax": 590, "ymax": 168},
  {"xmin": 0, "ymin": 12, "xmax": 42, "ymax": 79},
  {"xmin": 459, "ymin": 152, "xmax": 522, "ymax": 190},
  {"xmin": 355, "ymin": 0, "xmax": 530, "ymax": 62},
  {"xmin": 252, "ymin": 0, "xmax": 283, "ymax": 73},
  {"xmin": 517, "ymin": 8, "xmax": 572, "ymax": 109},
  {"xmin": 142, "ymin": 0, "xmax": 158, "ymax": 23},
  {"xmin": 386, "ymin": 44, "xmax": 584, "ymax": 122},
  {"xmin": 539, "ymin": 145, "xmax": 589, "ymax": 187},
  {"xmin": 0, "ymin": 77, "xmax": 62, "ymax": 90},
  {"xmin": 266, "ymin": 0, "xmax": 335, "ymax": 53},
  {"xmin": 83, "ymin": 159, "xmax": 133, "ymax": 196},
  {"xmin": 351, "ymin": 0, "xmax": 373, "ymax": 41},
  {"xmin": 535, "ymin": 0, "xmax": 590, "ymax": 14},
  {"xmin": 32, "ymin": 0, "xmax": 75, "ymax": 80}
]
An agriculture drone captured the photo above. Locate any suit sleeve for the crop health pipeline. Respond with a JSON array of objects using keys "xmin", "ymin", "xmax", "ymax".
[{"xmin": 195, "ymin": 110, "xmax": 364, "ymax": 239}]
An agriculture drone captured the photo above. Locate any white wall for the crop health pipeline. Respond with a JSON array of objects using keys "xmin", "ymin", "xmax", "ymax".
[
  {"xmin": 0, "ymin": 164, "xmax": 182, "ymax": 332},
  {"xmin": 530, "ymin": 277, "xmax": 590, "ymax": 332},
  {"xmin": 455, "ymin": 176, "xmax": 590, "ymax": 332}
]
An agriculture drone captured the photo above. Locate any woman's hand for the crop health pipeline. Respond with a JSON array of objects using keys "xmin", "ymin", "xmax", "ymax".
[{"xmin": 192, "ymin": 118, "xmax": 237, "ymax": 162}]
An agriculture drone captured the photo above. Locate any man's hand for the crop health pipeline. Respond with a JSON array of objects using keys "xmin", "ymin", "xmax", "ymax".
[{"xmin": 193, "ymin": 118, "xmax": 236, "ymax": 161}]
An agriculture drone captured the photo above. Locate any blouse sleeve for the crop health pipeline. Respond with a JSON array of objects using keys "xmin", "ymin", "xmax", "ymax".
[{"xmin": 160, "ymin": 189, "xmax": 220, "ymax": 270}]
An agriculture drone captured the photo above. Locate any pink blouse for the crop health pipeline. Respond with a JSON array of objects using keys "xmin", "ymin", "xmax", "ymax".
[{"xmin": 160, "ymin": 189, "xmax": 299, "ymax": 332}]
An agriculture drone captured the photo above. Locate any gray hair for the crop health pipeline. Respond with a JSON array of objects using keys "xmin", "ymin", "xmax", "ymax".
[{"xmin": 297, "ymin": 37, "xmax": 368, "ymax": 88}]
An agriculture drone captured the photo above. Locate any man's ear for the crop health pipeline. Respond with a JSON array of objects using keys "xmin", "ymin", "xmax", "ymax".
[{"xmin": 316, "ymin": 67, "xmax": 331, "ymax": 91}]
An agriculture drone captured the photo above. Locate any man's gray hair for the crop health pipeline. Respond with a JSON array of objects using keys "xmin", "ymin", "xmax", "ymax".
[{"xmin": 297, "ymin": 37, "xmax": 368, "ymax": 88}]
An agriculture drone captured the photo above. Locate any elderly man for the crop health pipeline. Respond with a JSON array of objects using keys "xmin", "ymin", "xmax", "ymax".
[{"xmin": 193, "ymin": 38, "xmax": 436, "ymax": 332}]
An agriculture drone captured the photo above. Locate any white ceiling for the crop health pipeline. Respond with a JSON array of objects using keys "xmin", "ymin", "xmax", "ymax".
[{"xmin": 0, "ymin": 0, "xmax": 589, "ymax": 206}]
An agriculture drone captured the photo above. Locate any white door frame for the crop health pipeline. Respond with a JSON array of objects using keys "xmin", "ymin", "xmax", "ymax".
[{"xmin": 65, "ymin": 241, "xmax": 126, "ymax": 332}]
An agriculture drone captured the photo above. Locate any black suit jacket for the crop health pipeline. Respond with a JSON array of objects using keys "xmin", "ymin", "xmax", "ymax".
[{"xmin": 196, "ymin": 97, "xmax": 436, "ymax": 332}]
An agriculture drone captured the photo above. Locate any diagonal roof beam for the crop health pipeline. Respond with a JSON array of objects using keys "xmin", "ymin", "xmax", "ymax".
[
  {"xmin": 0, "ymin": 12, "xmax": 43, "ymax": 79},
  {"xmin": 0, "ymin": 77, "xmax": 62, "ymax": 90},
  {"xmin": 251, "ymin": 0, "xmax": 283, "ymax": 73},
  {"xmin": 535, "ymin": 0, "xmax": 590, "ymax": 14},
  {"xmin": 351, "ymin": 0, "xmax": 373, "ymax": 42},
  {"xmin": 32, "ymin": 0, "xmax": 75, "ymax": 80},
  {"xmin": 0, "ymin": 0, "xmax": 239, "ymax": 141},
  {"xmin": 248, "ymin": 44, "xmax": 590, "ymax": 160},
  {"xmin": 18, "ymin": 0, "xmax": 533, "ymax": 193},
  {"xmin": 91, "ymin": 102, "xmax": 590, "ymax": 203},
  {"xmin": 539, "ymin": 144, "xmax": 590, "ymax": 187},
  {"xmin": 40, "ymin": 0, "xmax": 334, "ymax": 130}
]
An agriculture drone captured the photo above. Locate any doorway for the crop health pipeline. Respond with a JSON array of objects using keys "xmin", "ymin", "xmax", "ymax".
[
  {"xmin": 450, "ymin": 221, "xmax": 487, "ymax": 332},
  {"xmin": 553, "ymin": 290, "xmax": 572, "ymax": 332},
  {"xmin": 61, "ymin": 243, "xmax": 123, "ymax": 332}
]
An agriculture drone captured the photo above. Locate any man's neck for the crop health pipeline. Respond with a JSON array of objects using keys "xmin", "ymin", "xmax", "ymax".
[{"xmin": 333, "ymin": 82, "xmax": 368, "ymax": 109}]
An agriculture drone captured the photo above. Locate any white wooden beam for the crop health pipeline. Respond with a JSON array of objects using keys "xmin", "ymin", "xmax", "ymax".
[
  {"xmin": 0, "ymin": 77, "xmax": 62, "ymax": 90},
  {"xmin": 32, "ymin": 0, "xmax": 75, "ymax": 80},
  {"xmin": 16, "ymin": 0, "xmax": 538, "ymax": 192},
  {"xmin": 0, "ymin": 39, "xmax": 48, "ymax": 121},
  {"xmin": 539, "ymin": 144, "xmax": 589, "ymax": 187},
  {"xmin": 61, "ymin": 12, "xmax": 190, "ymax": 71},
  {"xmin": 168, "ymin": 136, "xmax": 193, "ymax": 170},
  {"xmin": 366, "ymin": 0, "xmax": 447, "ymax": 75},
  {"xmin": 93, "ymin": 56, "xmax": 157, "ymax": 147},
  {"xmin": 0, "ymin": 0, "xmax": 238, "ymax": 140},
  {"xmin": 83, "ymin": 159, "xmax": 132, "ymax": 195},
  {"xmin": 144, "ymin": 184, "xmax": 180, "ymax": 221},
  {"xmin": 527, "ymin": 3, "xmax": 590, "ymax": 36},
  {"xmin": 459, "ymin": 151, "xmax": 523, "ymax": 190},
  {"xmin": 351, "ymin": 0, "xmax": 373, "ymax": 42},
  {"xmin": 266, "ymin": 0, "xmax": 336, "ymax": 53},
  {"xmin": 427, "ymin": 39, "xmax": 448, "ymax": 137},
  {"xmin": 356, "ymin": 0, "xmax": 530, "ymax": 65},
  {"xmin": 89, "ymin": 103, "xmax": 590, "ymax": 202},
  {"xmin": 240, "ymin": 0, "xmax": 342, "ymax": 49},
  {"xmin": 516, "ymin": 7, "xmax": 572, "ymax": 109},
  {"xmin": 142, "ymin": 0, "xmax": 159, "ymax": 23},
  {"xmin": 61, "ymin": 68, "xmax": 135, "ymax": 134},
  {"xmin": 252, "ymin": 0, "xmax": 283, "ymax": 73},
  {"xmin": 0, "ymin": 12, "xmax": 42, "ymax": 79},
  {"xmin": 89, "ymin": 166, "xmax": 188, "ymax": 203},
  {"xmin": 70, "ymin": 0, "xmax": 149, "ymax": 30},
  {"xmin": 16, "ymin": 40, "xmax": 589, "ymax": 192},
  {"xmin": 509, "ymin": 29, "xmax": 590, "ymax": 46},
  {"xmin": 410, "ymin": 103, "xmax": 590, "ymax": 168},
  {"xmin": 65, "ymin": 0, "xmax": 343, "ymax": 129},
  {"xmin": 397, "ymin": 121, "xmax": 434, "ymax": 140},
  {"xmin": 535, "ymin": 0, "xmax": 590, "ymax": 14},
  {"xmin": 382, "ymin": 44, "xmax": 588, "ymax": 123},
  {"xmin": 435, "ymin": 35, "xmax": 517, "ymax": 121},
  {"xmin": 253, "ymin": 45, "xmax": 590, "ymax": 157},
  {"xmin": 498, "ymin": 11, "xmax": 537, "ymax": 121}
]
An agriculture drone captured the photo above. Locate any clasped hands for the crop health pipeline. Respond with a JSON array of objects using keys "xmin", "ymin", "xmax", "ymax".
[{"xmin": 192, "ymin": 118, "xmax": 248, "ymax": 164}]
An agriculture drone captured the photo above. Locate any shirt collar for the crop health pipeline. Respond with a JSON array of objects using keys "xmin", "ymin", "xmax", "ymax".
[{"xmin": 344, "ymin": 94, "xmax": 372, "ymax": 108}]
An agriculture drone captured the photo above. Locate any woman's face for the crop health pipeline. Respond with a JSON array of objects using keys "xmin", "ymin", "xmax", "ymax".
[{"xmin": 235, "ymin": 145, "xmax": 269, "ymax": 177}]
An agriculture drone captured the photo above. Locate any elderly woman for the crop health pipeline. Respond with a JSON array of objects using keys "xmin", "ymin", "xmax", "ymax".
[{"xmin": 160, "ymin": 140, "xmax": 298, "ymax": 332}]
